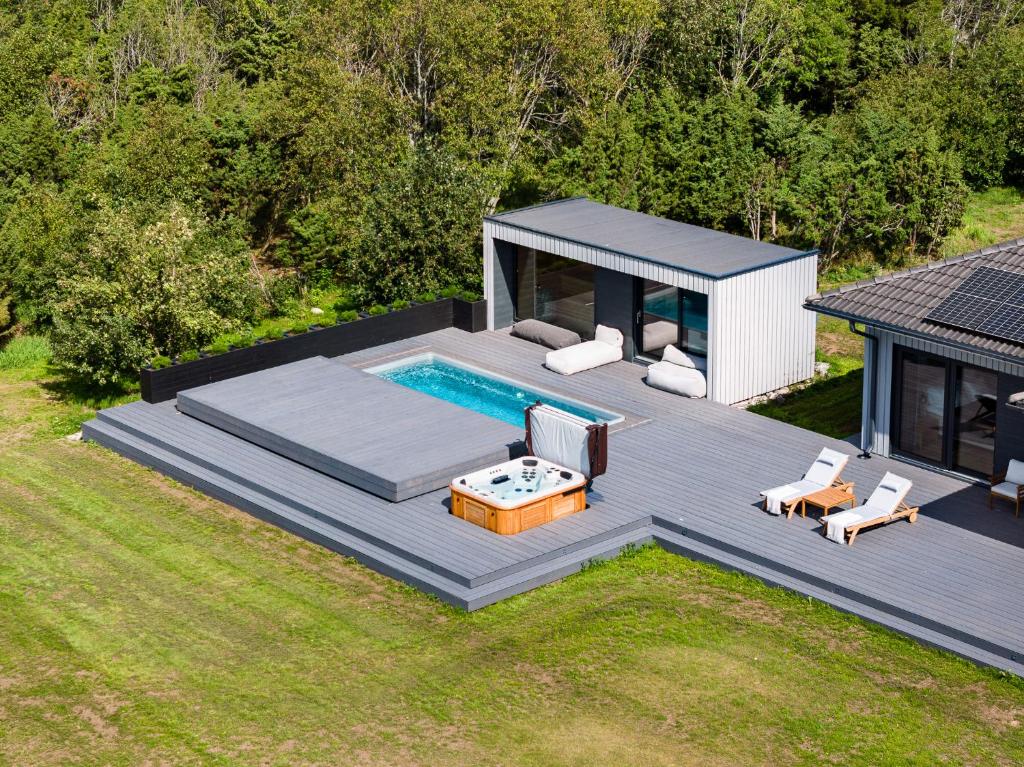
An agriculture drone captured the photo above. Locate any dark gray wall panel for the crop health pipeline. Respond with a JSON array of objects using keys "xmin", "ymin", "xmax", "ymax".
[
  {"xmin": 594, "ymin": 266, "xmax": 636, "ymax": 359},
  {"xmin": 996, "ymin": 373, "xmax": 1024, "ymax": 473},
  {"xmin": 492, "ymin": 239, "xmax": 517, "ymax": 329}
]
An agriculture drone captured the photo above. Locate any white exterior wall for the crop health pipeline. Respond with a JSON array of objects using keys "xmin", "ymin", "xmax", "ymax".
[
  {"xmin": 708, "ymin": 255, "xmax": 818, "ymax": 404},
  {"xmin": 484, "ymin": 219, "xmax": 816, "ymax": 405},
  {"xmin": 866, "ymin": 328, "xmax": 1024, "ymax": 456}
]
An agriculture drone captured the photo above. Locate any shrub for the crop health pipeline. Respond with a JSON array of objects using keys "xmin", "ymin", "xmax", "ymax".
[
  {"xmin": 414, "ymin": 291, "xmax": 436, "ymax": 304},
  {"xmin": 179, "ymin": 349, "xmax": 200, "ymax": 362},
  {"xmin": 263, "ymin": 327, "xmax": 284, "ymax": 341},
  {"xmin": 290, "ymin": 321, "xmax": 310, "ymax": 334},
  {"xmin": 232, "ymin": 334, "xmax": 255, "ymax": 348},
  {"xmin": 458, "ymin": 290, "xmax": 481, "ymax": 302},
  {"xmin": 333, "ymin": 296, "xmax": 358, "ymax": 313},
  {"xmin": 149, "ymin": 355, "xmax": 172, "ymax": 369},
  {"xmin": 204, "ymin": 340, "xmax": 230, "ymax": 355},
  {"xmin": 336, "ymin": 310, "xmax": 358, "ymax": 323},
  {"xmin": 440, "ymin": 285, "xmax": 462, "ymax": 299},
  {"xmin": 49, "ymin": 202, "xmax": 261, "ymax": 386},
  {"xmin": 366, "ymin": 304, "xmax": 388, "ymax": 316},
  {"xmin": 0, "ymin": 335, "xmax": 51, "ymax": 370},
  {"xmin": 391, "ymin": 299, "xmax": 411, "ymax": 310}
]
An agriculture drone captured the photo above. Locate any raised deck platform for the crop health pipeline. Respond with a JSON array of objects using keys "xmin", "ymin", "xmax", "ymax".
[
  {"xmin": 84, "ymin": 329, "xmax": 1024, "ymax": 676},
  {"xmin": 176, "ymin": 356, "xmax": 520, "ymax": 501}
]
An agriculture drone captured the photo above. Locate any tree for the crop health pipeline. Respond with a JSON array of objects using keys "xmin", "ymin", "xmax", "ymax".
[
  {"xmin": 51, "ymin": 201, "xmax": 260, "ymax": 385},
  {"xmin": 345, "ymin": 144, "xmax": 486, "ymax": 304}
]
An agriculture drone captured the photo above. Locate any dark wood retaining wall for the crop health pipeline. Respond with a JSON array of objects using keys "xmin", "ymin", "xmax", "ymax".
[{"xmin": 141, "ymin": 298, "xmax": 486, "ymax": 403}]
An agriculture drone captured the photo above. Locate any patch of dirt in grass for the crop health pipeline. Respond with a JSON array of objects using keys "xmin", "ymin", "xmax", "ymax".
[{"xmin": 73, "ymin": 704, "xmax": 119, "ymax": 739}]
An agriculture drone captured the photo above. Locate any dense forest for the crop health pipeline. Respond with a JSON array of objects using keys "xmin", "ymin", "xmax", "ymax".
[{"xmin": 1, "ymin": 0, "xmax": 1022, "ymax": 384}]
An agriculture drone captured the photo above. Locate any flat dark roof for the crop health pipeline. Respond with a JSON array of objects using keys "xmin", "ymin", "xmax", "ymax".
[{"xmin": 487, "ymin": 198, "xmax": 811, "ymax": 278}]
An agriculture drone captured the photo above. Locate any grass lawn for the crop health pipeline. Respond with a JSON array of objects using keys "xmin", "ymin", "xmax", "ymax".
[{"xmin": 3, "ymin": 357, "xmax": 1024, "ymax": 765}]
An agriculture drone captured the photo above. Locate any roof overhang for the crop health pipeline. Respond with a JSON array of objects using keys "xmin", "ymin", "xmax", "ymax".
[{"xmin": 805, "ymin": 301, "xmax": 1024, "ymax": 369}]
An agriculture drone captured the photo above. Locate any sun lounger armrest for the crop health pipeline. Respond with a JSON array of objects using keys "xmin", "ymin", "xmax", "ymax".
[{"xmin": 992, "ymin": 470, "xmax": 1007, "ymax": 485}]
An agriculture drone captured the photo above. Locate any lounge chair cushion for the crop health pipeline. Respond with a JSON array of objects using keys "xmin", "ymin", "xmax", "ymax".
[
  {"xmin": 803, "ymin": 448, "xmax": 849, "ymax": 487},
  {"xmin": 1005, "ymin": 459, "xmax": 1024, "ymax": 486},
  {"xmin": 510, "ymin": 319, "xmax": 581, "ymax": 350},
  {"xmin": 662, "ymin": 345, "xmax": 707, "ymax": 372},
  {"xmin": 824, "ymin": 506, "xmax": 891, "ymax": 543},
  {"xmin": 545, "ymin": 334, "xmax": 623, "ymax": 376},
  {"xmin": 992, "ymin": 481, "xmax": 1021, "ymax": 500},
  {"xmin": 645, "ymin": 360, "xmax": 707, "ymax": 398},
  {"xmin": 594, "ymin": 324, "xmax": 624, "ymax": 348},
  {"xmin": 824, "ymin": 472, "xmax": 912, "ymax": 544},
  {"xmin": 761, "ymin": 479, "xmax": 822, "ymax": 516}
]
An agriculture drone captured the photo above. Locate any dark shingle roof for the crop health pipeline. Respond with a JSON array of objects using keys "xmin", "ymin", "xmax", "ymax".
[
  {"xmin": 806, "ymin": 239, "xmax": 1024, "ymax": 362},
  {"xmin": 487, "ymin": 198, "xmax": 812, "ymax": 278}
]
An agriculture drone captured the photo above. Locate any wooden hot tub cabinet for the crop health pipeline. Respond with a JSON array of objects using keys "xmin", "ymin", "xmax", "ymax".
[{"xmin": 450, "ymin": 484, "xmax": 587, "ymax": 535}]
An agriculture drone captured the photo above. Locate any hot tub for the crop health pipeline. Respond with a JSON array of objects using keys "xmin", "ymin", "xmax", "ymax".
[{"xmin": 450, "ymin": 457, "xmax": 587, "ymax": 535}]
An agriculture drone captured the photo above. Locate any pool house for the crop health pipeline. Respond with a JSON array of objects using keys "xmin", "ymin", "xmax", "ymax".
[{"xmin": 483, "ymin": 198, "xmax": 819, "ymax": 404}]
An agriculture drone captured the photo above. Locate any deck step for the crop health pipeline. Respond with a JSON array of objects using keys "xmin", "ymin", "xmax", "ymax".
[
  {"xmin": 652, "ymin": 525, "xmax": 1024, "ymax": 677},
  {"xmin": 83, "ymin": 419, "xmax": 653, "ymax": 609},
  {"xmin": 94, "ymin": 405, "xmax": 651, "ymax": 590}
]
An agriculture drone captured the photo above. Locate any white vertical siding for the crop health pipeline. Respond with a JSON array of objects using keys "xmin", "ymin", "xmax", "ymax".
[
  {"xmin": 709, "ymin": 255, "xmax": 817, "ymax": 404},
  {"xmin": 869, "ymin": 328, "xmax": 1024, "ymax": 456},
  {"xmin": 483, "ymin": 218, "xmax": 816, "ymax": 405}
]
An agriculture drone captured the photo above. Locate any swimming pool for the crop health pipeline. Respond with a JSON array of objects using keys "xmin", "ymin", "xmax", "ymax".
[{"xmin": 365, "ymin": 353, "xmax": 623, "ymax": 428}]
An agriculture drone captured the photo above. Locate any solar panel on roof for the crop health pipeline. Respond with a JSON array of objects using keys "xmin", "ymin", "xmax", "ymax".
[{"xmin": 926, "ymin": 266, "xmax": 1024, "ymax": 344}]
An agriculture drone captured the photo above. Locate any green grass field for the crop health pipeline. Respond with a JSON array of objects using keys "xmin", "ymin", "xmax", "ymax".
[{"xmin": 3, "ymin": 349, "xmax": 1024, "ymax": 765}]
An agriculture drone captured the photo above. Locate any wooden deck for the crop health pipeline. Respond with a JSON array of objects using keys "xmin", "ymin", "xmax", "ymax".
[{"xmin": 84, "ymin": 328, "xmax": 1024, "ymax": 675}]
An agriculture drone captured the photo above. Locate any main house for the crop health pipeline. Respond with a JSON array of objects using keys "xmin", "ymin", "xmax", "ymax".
[
  {"xmin": 483, "ymin": 198, "xmax": 819, "ymax": 404},
  {"xmin": 806, "ymin": 239, "xmax": 1024, "ymax": 481}
]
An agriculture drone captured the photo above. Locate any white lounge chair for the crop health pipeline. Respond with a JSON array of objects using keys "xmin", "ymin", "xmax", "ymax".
[
  {"xmin": 821, "ymin": 472, "xmax": 918, "ymax": 545},
  {"xmin": 990, "ymin": 459, "xmax": 1024, "ymax": 517},
  {"xmin": 645, "ymin": 345, "xmax": 707, "ymax": 398},
  {"xmin": 545, "ymin": 324, "xmax": 623, "ymax": 376},
  {"xmin": 759, "ymin": 448, "xmax": 851, "ymax": 518}
]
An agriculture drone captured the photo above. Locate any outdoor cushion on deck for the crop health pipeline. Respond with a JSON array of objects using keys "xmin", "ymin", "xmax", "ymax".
[
  {"xmin": 645, "ymin": 345, "xmax": 707, "ymax": 398},
  {"xmin": 823, "ymin": 472, "xmax": 917, "ymax": 545},
  {"xmin": 759, "ymin": 447, "xmax": 849, "ymax": 517},
  {"xmin": 510, "ymin": 319, "xmax": 581, "ymax": 350},
  {"xmin": 662, "ymin": 344, "xmax": 707, "ymax": 372},
  {"xmin": 544, "ymin": 325, "xmax": 623, "ymax": 375},
  {"xmin": 990, "ymin": 458, "xmax": 1024, "ymax": 516}
]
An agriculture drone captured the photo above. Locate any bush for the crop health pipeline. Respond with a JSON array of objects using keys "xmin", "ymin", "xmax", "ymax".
[
  {"xmin": 179, "ymin": 349, "xmax": 200, "ymax": 362},
  {"xmin": 458, "ymin": 290, "xmax": 481, "ymax": 302},
  {"xmin": 336, "ymin": 310, "xmax": 358, "ymax": 323},
  {"xmin": 440, "ymin": 285, "xmax": 462, "ymax": 299},
  {"xmin": 232, "ymin": 333, "xmax": 255, "ymax": 348},
  {"xmin": 263, "ymin": 327, "xmax": 284, "ymax": 340},
  {"xmin": 366, "ymin": 304, "xmax": 388, "ymax": 316},
  {"xmin": 391, "ymin": 299, "xmax": 411, "ymax": 310},
  {"xmin": 149, "ymin": 355, "xmax": 172, "ymax": 369},
  {"xmin": 290, "ymin": 320, "xmax": 309, "ymax": 333},
  {"xmin": 0, "ymin": 335, "xmax": 51, "ymax": 370},
  {"xmin": 414, "ymin": 291, "xmax": 436, "ymax": 304},
  {"xmin": 204, "ymin": 339, "xmax": 231, "ymax": 355},
  {"xmin": 50, "ymin": 202, "xmax": 261, "ymax": 386}
]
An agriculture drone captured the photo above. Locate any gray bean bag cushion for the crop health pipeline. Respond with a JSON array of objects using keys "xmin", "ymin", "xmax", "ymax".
[{"xmin": 511, "ymin": 319, "xmax": 582, "ymax": 350}]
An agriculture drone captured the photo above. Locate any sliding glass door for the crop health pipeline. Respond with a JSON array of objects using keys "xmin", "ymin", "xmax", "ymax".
[
  {"xmin": 515, "ymin": 246, "xmax": 595, "ymax": 339},
  {"xmin": 638, "ymin": 280, "xmax": 679, "ymax": 358},
  {"xmin": 893, "ymin": 347, "xmax": 997, "ymax": 476}
]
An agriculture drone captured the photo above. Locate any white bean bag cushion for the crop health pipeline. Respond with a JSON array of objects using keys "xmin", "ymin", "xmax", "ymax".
[
  {"xmin": 645, "ymin": 360, "xmax": 707, "ymax": 398},
  {"xmin": 545, "ymin": 325, "xmax": 623, "ymax": 376},
  {"xmin": 662, "ymin": 345, "xmax": 707, "ymax": 372}
]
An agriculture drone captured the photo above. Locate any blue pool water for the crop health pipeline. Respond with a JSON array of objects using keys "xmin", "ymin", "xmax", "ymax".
[{"xmin": 370, "ymin": 356, "xmax": 621, "ymax": 427}]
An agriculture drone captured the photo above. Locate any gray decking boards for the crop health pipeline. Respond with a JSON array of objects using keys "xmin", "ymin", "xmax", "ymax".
[
  {"xmin": 85, "ymin": 328, "xmax": 1024, "ymax": 676},
  {"xmin": 176, "ymin": 356, "xmax": 521, "ymax": 501}
]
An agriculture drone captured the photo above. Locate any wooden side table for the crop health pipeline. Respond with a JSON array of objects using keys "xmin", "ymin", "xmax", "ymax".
[{"xmin": 795, "ymin": 484, "xmax": 855, "ymax": 519}]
